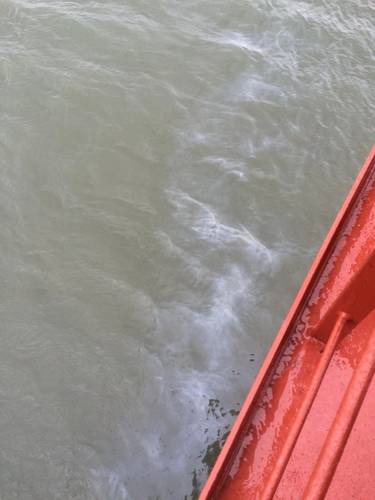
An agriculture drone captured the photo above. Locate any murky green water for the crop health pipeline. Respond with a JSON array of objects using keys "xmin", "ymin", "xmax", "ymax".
[{"xmin": 0, "ymin": 1, "xmax": 374, "ymax": 498}]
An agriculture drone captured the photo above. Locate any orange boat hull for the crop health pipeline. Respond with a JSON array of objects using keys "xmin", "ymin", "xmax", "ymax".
[{"xmin": 200, "ymin": 146, "xmax": 375, "ymax": 499}]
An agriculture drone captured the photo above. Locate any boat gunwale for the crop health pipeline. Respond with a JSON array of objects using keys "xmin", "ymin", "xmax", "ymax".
[{"xmin": 199, "ymin": 145, "xmax": 375, "ymax": 499}]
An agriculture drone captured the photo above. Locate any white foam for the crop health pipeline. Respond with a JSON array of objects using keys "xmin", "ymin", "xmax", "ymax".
[
  {"xmin": 234, "ymin": 76, "xmax": 287, "ymax": 104},
  {"xmin": 208, "ymin": 31, "xmax": 265, "ymax": 55},
  {"xmin": 167, "ymin": 189, "xmax": 274, "ymax": 265},
  {"xmin": 91, "ymin": 468, "xmax": 131, "ymax": 500}
]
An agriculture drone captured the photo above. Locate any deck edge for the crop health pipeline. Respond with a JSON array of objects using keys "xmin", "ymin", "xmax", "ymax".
[{"xmin": 199, "ymin": 145, "xmax": 375, "ymax": 500}]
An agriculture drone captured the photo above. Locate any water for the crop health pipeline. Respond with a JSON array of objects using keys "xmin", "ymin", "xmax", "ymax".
[{"xmin": 0, "ymin": 0, "xmax": 374, "ymax": 498}]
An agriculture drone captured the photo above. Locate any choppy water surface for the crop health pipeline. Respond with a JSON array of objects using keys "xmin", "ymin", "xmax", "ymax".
[{"xmin": 0, "ymin": 0, "xmax": 374, "ymax": 498}]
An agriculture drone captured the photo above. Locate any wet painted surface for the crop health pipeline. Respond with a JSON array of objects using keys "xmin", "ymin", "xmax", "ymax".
[{"xmin": 203, "ymin": 150, "xmax": 375, "ymax": 498}]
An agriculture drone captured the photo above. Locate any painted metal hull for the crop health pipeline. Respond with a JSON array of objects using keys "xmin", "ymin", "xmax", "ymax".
[{"xmin": 200, "ymin": 146, "xmax": 375, "ymax": 499}]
